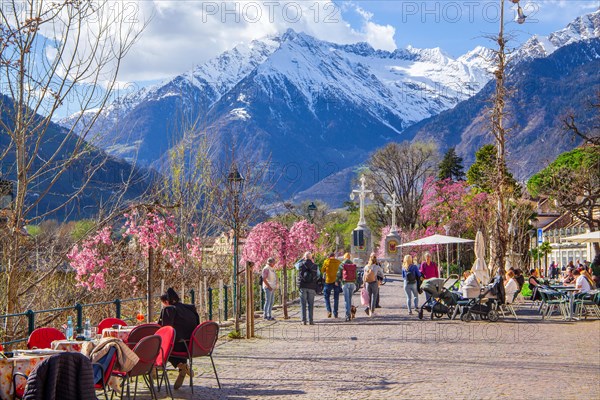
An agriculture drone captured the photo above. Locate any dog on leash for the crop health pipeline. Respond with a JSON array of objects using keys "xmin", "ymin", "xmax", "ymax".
[{"xmin": 350, "ymin": 305, "xmax": 357, "ymax": 320}]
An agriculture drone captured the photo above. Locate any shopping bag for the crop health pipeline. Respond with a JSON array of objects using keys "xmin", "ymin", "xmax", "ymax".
[{"xmin": 360, "ymin": 288, "xmax": 370, "ymax": 306}]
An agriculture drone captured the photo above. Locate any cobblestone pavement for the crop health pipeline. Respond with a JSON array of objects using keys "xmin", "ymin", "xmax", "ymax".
[{"xmin": 140, "ymin": 275, "xmax": 599, "ymax": 399}]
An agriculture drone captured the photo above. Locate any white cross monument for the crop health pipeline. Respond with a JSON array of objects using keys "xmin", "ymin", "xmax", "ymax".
[
  {"xmin": 384, "ymin": 192, "xmax": 403, "ymax": 273},
  {"xmin": 350, "ymin": 175, "xmax": 374, "ymax": 265}
]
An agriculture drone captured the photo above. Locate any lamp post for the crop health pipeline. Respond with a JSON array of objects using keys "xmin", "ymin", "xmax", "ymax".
[
  {"xmin": 443, "ymin": 224, "xmax": 451, "ymax": 277},
  {"xmin": 228, "ymin": 164, "xmax": 245, "ymax": 331},
  {"xmin": 491, "ymin": 0, "xmax": 527, "ymax": 275},
  {"xmin": 307, "ymin": 202, "xmax": 317, "ymax": 223}
]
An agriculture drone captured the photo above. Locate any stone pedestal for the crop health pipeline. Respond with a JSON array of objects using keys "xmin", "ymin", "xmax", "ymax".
[
  {"xmin": 384, "ymin": 231, "xmax": 403, "ymax": 274},
  {"xmin": 351, "ymin": 226, "xmax": 372, "ymax": 267}
]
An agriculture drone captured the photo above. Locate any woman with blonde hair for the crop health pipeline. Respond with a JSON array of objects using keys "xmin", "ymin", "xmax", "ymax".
[
  {"xmin": 504, "ymin": 270, "xmax": 519, "ymax": 304},
  {"xmin": 402, "ymin": 254, "xmax": 421, "ymax": 315}
]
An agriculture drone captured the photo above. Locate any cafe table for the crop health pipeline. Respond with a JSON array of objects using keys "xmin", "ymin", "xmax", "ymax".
[
  {"xmin": 552, "ymin": 285, "xmax": 579, "ymax": 321},
  {"xmin": 102, "ymin": 326, "xmax": 135, "ymax": 342},
  {"xmin": 0, "ymin": 353, "xmax": 52, "ymax": 399},
  {"xmin": 51, "ymin": 340, "xmax": 86, "ymax": 352}
]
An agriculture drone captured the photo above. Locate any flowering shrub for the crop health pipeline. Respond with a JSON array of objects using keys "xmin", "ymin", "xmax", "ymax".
[
  {"xmin": 67, "ymin": 226, "xmax": 113, "ymax": 290},
  {"xmin": 68, "ymin": 209, "xmax": 194, "ymax": 291},
  {"xmin": 242, "ymin": 220, "xmax": 318, "ymax": 271}
]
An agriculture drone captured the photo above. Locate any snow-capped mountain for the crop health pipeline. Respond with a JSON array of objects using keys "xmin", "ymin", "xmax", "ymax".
[
  {"xmin": 61, "ymin": 28, "xmax": 499, "ymax": 164},
  {"xmin": 59, "ymin": 10, "xmax": 600, "ymax": 198},
  {"xmin": 515, "ymin": 9, "xmax": 600, "ymax": 61}
]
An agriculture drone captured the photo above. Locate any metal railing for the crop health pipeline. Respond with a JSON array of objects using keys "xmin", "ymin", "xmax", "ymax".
[{"xmin": 1, "ymin": 272, "xmax": 300, "ymax": 348}]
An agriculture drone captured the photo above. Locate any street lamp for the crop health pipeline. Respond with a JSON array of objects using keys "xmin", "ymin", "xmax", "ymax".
[
  {"xmin": 307, "ymin": 202, "xmax": 317, "ymax": 223},
  {"xmin": 228, "ymin": 164, "xmax": 244, "ymax": 330},
  {"xmin": 443, "ymin": 224, "xmax": 451, "ymax": 277},
  {"xmin": 490, "ymin": 0, "xmax": 527, "ymax": 274}
]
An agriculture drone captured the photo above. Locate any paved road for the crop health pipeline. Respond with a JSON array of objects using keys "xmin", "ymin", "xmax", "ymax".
[{"xmin": 142, "ymin": 275, "xmax": 600, "ymax": 399}]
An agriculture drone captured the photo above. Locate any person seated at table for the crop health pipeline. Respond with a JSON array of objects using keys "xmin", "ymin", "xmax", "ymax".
[
  {"xmin": 573, "ymin": 269, "xmax": 592, "ymax": 294},
  {"xmin": 514, "ymin": 269, "xmax": 525, "ymax": 291},
  {"xmin": 504, "ymin": 270, "xmax": 519, "ymax": 304},
  {"xmin": 158, "ymin": 288, "xmax": 200, "ymax": 389},
  {"xmin": 579, "ymin": 268, "xmax": 596, "ymax": 291},
  {"xmin": 563, "ymin": 267, "xmax": 576, "ymax": 285},
  {"xmin": 528, "ymin": 269, "xmax": 542, "ymax": 301}
]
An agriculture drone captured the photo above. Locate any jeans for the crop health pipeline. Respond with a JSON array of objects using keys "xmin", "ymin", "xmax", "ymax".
[
  {"xmin": 404, "ymin": 282, "xmax": 419, "ymax": 312},
  {"xmin": 365, "ymin": 282, "xmax": 379, "ymax": 312},
  {"xmin": 342, "ymin": 283, "xmax": 356, "ymax": 318},
  {"xmin": 300, "ymin": 288, "xmax": 316, "ymax": 322},
  {"xmin": 263, "ymin": 287, "xmax": 275, "ymax": 319},
  {"xmin": 323, "ymin": 283, "xmax": 341, "ymax": 316}
]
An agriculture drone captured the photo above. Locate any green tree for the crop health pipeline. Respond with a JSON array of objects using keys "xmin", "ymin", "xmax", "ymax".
[
  {"xmin": 343, "ymin": 201, "xmax": 358, "ymax": 213},
  {"xmin": 438, "ymin": 147, "xmax": 465, "ymax": 181},
  {"xmin": 528, "ymin": 145, "xmax": 600, "ymax": 265},
  {"xmin": 467, "ymin": 144, "xmax": 519, "ymax": 195}
]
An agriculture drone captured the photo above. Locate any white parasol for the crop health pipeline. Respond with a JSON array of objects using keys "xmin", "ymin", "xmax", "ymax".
[
  {"xmin": 562, "ymin": 231, "xmax": 600, "ymax": 243},
  {"xmin": 472, "ymin": 231, "xmax": 490, "ymax": 284},
  {"xmin": 401, "ymin": 234, "xmax": 474, "ymax": 277}
]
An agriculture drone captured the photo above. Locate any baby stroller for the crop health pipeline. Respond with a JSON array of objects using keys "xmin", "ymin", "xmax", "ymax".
[
  {"xmin": 459, "ymin": 274, "xmax": 505, "ymax": 322},
  {"xmin": 418, "ymin": 276, "xmax": 461, "ymax": 320}
]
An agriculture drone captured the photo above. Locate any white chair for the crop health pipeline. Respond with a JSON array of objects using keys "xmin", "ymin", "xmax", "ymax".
[{"xmin": 500, "ymin": 291, "xmax": 519, "ymax": 319}]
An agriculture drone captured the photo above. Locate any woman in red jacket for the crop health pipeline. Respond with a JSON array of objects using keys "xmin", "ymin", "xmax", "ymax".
[{"xmin": 419, "ymin": 253, "xmax": 439, "ymax": 300}]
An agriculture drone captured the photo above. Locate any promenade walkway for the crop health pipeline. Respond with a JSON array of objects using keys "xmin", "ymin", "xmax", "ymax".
[{"xmin": 146, "ymin": 275, "xmax": 600, "ymax": 399}]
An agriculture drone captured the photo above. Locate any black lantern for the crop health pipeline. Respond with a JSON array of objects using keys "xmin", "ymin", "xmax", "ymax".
[
  {"xmin": 307, "ymin": 202, "xmax": 317, "ymax": 223},
  {"xmin": 227, "ymin": 164, "xmax": 245, "ymax": 195}
]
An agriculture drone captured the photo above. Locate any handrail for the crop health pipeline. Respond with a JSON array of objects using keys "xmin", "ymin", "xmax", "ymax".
[{"xmin": 1, "ymin": 280, "xmax": 297, "ymax": 348}]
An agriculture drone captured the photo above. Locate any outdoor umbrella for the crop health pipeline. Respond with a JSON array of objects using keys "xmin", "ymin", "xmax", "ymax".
[
  {"xmin": 562, "ymin": 231, "xmax": 600, "ymax": 243},
  {"xmin": 400, "ymin": 234, "xmax": 474, "ymax": 277},
  {"xmin": 400, "ymin": 234, "xmax": 475, "ymax": 247},
  {"xmin": 472, "ymin": 231, "xmax": 490, "ymax": 284}
]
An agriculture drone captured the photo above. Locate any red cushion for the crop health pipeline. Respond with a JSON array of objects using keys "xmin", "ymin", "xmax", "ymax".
[
  {"xmin": 170, "ymin": 351, "xmax": 188, "ymax": 358},
  {"xmin": 154, "ymin": 326, "xmax": 175, "ymax": 367},
  {"xmin": 97, "ymin": 318, "xmax": 127, "ymax": 334},
  {"xmin": 27, "ymin": 327, "xmax": 66, "ymax": 349}
]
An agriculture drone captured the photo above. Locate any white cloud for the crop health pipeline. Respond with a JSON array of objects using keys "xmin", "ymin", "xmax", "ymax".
[
  {"xmin": 363, "ymin": 21, "xmax": 397, "ymax": 52},
  {"xmin": 116, "ymin": 0, "xmax": 398, "ymax": 81}
]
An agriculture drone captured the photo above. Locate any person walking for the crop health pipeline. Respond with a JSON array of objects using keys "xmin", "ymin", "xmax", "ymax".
[
  {"xmin": 337, "ymin": 253, "xmax": 358, "ymax": 322},
  {"xmin": 363, "ymin": 254, "xmax": 383, "ymax": 317},
  {"xmin": 261, "ymin": 257, "xmax": 278, "ymax": 321},
  {"xmin": 297, "ymin": 251, "xmax": 319, "ymax": 325},
  {"xmin": 321, "ymin": 252, "xmax": 342, "ymax": 318},
  {"xmin": 419, "ymin": 252, "xmax": 439, "ymax": 301},
  {"xmin": 402, "ymin": 255, "xmax": 421, "ymax": 315}
]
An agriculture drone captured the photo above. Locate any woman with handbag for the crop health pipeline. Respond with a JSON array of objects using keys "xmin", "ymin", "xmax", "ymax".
[{"xmin": 363, "ymin": 254, "xmax": 383, "ymax": 317}]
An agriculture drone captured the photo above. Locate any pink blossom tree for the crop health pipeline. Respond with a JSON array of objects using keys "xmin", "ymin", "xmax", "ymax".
[
  {"xmin": 242, "ymin": 219, "xmax": 318, "ymax": 318},
  {"xmin": 68, "ymin": 209, "xmax": 192, "ymax": 300},
  {"xmin": 419, "ymin": 177, "xmax": 469, "ymax": 236}
]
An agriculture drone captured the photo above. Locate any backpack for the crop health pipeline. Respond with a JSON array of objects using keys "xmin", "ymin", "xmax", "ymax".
[
  {"xmin": 406, "ymin": 267, "xmax": 416, "ymax": 284},
  {"xmin": 300, "ymin": 262, "xmax": 316, "ymax": 284},
  {"xmin": 342, "ymin": 264, "xmax": 357, "ymax": 282},
  {"xmin": 364, "ymin": 267, "xmax": 376, "ymax": 283}
]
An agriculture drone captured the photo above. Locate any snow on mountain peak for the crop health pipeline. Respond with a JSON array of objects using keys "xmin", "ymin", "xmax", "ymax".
[{"xmin": 518, "ymin": 9, "xmax": 600, "ymax": 61}]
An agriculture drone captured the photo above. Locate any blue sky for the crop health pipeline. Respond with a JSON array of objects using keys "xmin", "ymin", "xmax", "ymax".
[
  {"xmin": 114, "ymin": 1, "xmax": 598, "ymax": 83},
  {"xmin": 339, "ymin": 0, "xmax": 600, "ymax": 56}
]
